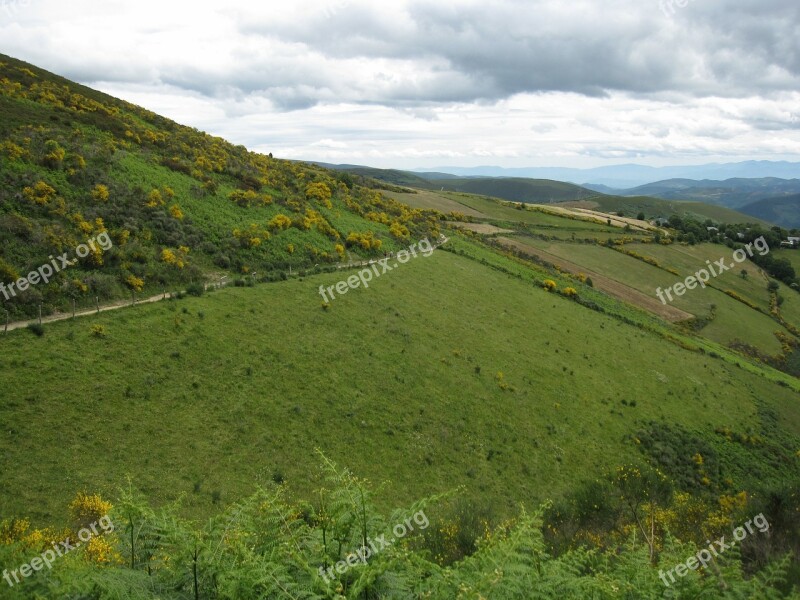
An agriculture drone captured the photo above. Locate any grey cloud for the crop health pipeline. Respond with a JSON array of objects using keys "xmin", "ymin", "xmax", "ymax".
[{"xmin": 233, "ymin": 0, "xmax": 800, "ymax": 107}]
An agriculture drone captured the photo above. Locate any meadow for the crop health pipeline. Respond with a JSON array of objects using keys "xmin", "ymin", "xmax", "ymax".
[{"xmin": 2, "ymin": 239, "xmax": 798, "ymax": 527}]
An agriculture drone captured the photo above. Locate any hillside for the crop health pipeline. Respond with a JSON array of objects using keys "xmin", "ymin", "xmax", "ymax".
[
  {"xmin": 0, "ymin": 54, "xmax": 440, "ymax": 320},
  {"xmin": 561, "ymin": 195, "xmax": 774, "ymax": 226},
  {"xmin": 324, "ymin": 162, "xmax": 769, "ymax": 225},
  {"xmin": 318, "ymin": 163, "xmax": 598, "ymax": 203},
  {"xmin": 594, "ymin": 177, "xmax": 800, "ymax": 225},
  {"xmin": 2, "ymin": 56, "xmax": 800, "ymax": 598},
  {"xmin": 740, "ymin": 193, "xmax": 800, "ymax": 228}
]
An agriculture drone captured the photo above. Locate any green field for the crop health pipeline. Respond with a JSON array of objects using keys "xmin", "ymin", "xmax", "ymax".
[
  {"xmin": 579, "ymin": 195, "xmax": 772, "ymax": 225},
  {"xmin": 508, "ymin": 237, "xmax": 787, "ymax": 355},
  {"xmin": 2, "ymin": 242, "xmax": 799, "ymax": 527}
]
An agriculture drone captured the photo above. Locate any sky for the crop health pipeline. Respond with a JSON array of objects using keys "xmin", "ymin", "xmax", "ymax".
[{"xmin": 1, "ymin": 0, "xmax": 799, "ymax": 170}]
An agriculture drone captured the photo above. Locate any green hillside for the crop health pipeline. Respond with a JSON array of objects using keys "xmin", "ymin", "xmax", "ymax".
[
  {"xmin": 0, "ymin": 54, "xmax": 440, "ymax": 320},
  {"xmin": 1, "ymin": 56, "xmax": 800, "ymax": 598},
  {"xmin": 426, "ymin": 176, "xmax": 594, "ymax": 203},
  {"xmin": 570, "ymin": 195, "xmax": 773, "ymax": 225},
  {"xmin": 741, "ymin": 194, "xmax": 800, "ymax": 228}
]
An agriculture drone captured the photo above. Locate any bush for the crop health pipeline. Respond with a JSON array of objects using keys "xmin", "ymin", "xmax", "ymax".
[
  {"xmin": 27, "ymin": 323, "xmax": 44, "ymax": 337},
  {"xmin": 185, "ymin": 282, "xmax": 205, "ymax": 297}
]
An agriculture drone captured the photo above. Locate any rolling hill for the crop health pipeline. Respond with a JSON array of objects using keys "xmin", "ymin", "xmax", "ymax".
[
  {"xmin": 740, "ymin": 193, "xmax": 800, "ymax": 228},
  {"xmin": 316, "ymin": 163, "xmax": 771, "ymax": 225},
  {"xmin": 587, "ymin": 178, "xmax": 800, "ymax": 226}
]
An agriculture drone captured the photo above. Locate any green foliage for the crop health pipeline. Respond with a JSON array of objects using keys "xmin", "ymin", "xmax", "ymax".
[
  {"xmin": 185, "ymin": 282, "xmax": 204, "ymax": 297},
  {"xmin": 2, "ymin": 459, "xmax": 798, "ymax": 599}
]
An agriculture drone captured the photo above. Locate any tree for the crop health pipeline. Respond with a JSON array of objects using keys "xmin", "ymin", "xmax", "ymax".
[
  {"xmin": 668, "ymin": 214, "xmax": 683, "ymax": 228},
  {"xmin": 637, "ymin": 212, "xmax": 645, "ymax": 221},
  {"xmin": 740, "ymin": 269, "xmax": 748, "ymax": 280}
]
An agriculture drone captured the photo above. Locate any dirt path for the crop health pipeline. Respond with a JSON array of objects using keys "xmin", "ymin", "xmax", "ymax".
[
  {"xmin": 495, "ymin": 237, "xmax": 694, "ymax": 323},
  {"xmin": 3, "ymin": 236, "xmax": 450, "ymax": 333},
  {"xmin": 3, "ymin": 290, "xmax": 177, "ymax": 332}
]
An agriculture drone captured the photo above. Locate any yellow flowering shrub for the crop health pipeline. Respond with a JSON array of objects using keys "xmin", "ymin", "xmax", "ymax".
[
  {"xmin": 23, "ymin": 180, "xmax": 56, "ymax": 205},
  {"xmin": 69, "ymin": 492, "xmax": 112, "ymax": 529}
]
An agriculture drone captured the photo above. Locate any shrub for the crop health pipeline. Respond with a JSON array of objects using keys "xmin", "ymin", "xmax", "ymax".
[
  {"xmin": 90, "ymin": 324, "xmax": 107, "ymax": 338},
  {"xmin": 543, "ymin": 279, "xmax": 557, "ymax": 291},
  {"xmin": 186, "ymin": 282, "xmax": 205, "ymax": 297},
  {"xmin": 27, "ymin": 323, "xmax": 44, "ymax": 337},
  {"xmin": 69, "ymin": 492, "xmax": 112, "ymax": 529}
]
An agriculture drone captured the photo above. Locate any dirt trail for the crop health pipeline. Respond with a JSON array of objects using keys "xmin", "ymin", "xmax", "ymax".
[
  {"xmin": 3, "ymin": 236, "xmax": 450, "ymax": 333},
  {"xmin": 495, "ymin": 237, "xmax": 694, "ymax": 323},
  {"xmin": 3, "ymin": 291, "xmax": 174, "ymax": 332}
]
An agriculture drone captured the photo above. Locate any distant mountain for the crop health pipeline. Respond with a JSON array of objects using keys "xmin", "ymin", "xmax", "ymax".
[
  {"xmin": 739, "ymin": 194, "xmax": 800, "ymax": 228},
  {"xmin": 604, "ymin": 178, "xmax": 800, "ymax": 213},
  {"xmin": 417, "ymin": 161, "xmax": 800, "ymax": 188}
]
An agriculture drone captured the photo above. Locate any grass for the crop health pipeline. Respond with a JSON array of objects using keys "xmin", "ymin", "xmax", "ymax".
[
  {"xmin": 2, "ymin": 243, "xmax": 799, "ymax": 527},
  {"xmin": 584, "ymin": 195, "xmax": 771, "ymax": 225},
  {"xmin": 507, "ymin": 237, "xmax": 786, "ymax": 355}
]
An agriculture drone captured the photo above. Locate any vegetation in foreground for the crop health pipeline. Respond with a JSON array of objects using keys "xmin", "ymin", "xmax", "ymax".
[{"xmin": 1, "ymin": 456, "xmax": 798, "ymax": 599}]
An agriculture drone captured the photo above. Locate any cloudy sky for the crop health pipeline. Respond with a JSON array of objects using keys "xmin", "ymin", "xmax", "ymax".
[{"xmin": 1, "ymin": 0, "xmax": 799, "ymax": 169}]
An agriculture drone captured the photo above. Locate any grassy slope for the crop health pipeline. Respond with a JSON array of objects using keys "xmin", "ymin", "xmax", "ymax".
[
  {"xmin": 0, "ymin": 53, "xmax": 436, "ymax": 321},
  {"xmin": 390, "ymin": 183, "xmax": 795, "ymax": 360},
  {"xmin": 740, "ymin": 194, "xmax": 800, "ymax": 228},
  {"xmin": 582, "ymin": 195, "xmax": 772, "ymax": 225},
  {"xmin": 510, "ymin": 237, "xmax": 787, "ymax": 355},
  {"xmin": 1, "ymin": 55, "xmax": 799, "ymax": 553},
  {"xmin": 2, "ymin": 242, "xmax": 799, "ymax": 526}
]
